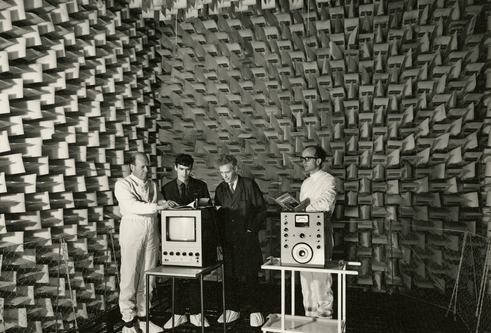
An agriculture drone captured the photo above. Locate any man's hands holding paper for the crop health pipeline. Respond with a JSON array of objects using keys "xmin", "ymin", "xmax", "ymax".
[
  {"xmin": 157, "ymin": 199, "xmax": 179, "ymax": 210},
  {"xmin": 294, "ymin": 198, "xmax": 310, "ymax": 212}
]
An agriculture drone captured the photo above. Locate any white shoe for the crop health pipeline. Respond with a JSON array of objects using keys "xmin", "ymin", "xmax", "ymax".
[
  {"xmin": 190, "ymin": 314, "xmax": 210, "ymax": 327},
  {"xmin": 317, "ymin": 301, "xmax": 332, "ymax": 318},
  {"xmin": 250, "ymin": 312, "xmax": 264, "ymax": 327},
  {"xmin": 316, "ymin": 310, "xmax": 332, "ymax": 318},
  {"xmin": 217, "ymin": 310, "xmax": 240, "ymax": 323},
  {"xmin": 122, "ymin": 326, "xmax": 140, "ymax": 333},
  {"xmin": 163, "ymin": 314, "xmax": 188, "ymax": 329},
  {"xmin": 138, "ymin": 320, "xmax": 163, "ymax": 333}
]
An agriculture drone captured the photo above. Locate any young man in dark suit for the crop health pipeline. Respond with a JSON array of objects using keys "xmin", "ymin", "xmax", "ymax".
[
  {"xmin": 161, "ymin": 154, "xmax": 211, "ymax": 328},
  {"xmin": 214, "ymin": 154, "xmax": 267, "ymax": 327}
]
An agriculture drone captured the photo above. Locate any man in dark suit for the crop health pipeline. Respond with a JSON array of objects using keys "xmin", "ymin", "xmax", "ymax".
[
  {"xmin": 214, "ymin": 154, "xmax": 267, "ymax": 327},
  {"xmin": 160, "ymin": 154, "xmax": 211, "ymax": 329}
]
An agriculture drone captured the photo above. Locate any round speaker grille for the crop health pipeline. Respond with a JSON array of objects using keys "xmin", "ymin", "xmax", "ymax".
[{"xmin": 291, "ymin": 242, "xmax": 313, "ymax": 264}]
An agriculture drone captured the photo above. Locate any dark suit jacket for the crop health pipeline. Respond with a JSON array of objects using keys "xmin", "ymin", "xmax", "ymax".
[
  {"xmin": 214, "ymin": 176, "xmax": 267, "ymax": 277},
  {"xmin": 161, "ymin": 177, "xmax": 210, "ymax": 206}
]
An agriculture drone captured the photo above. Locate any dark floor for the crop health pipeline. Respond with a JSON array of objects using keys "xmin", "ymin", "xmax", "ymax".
[{"xmin": 78, "ymin": 278, "xmax": 469, "ymax": 333}]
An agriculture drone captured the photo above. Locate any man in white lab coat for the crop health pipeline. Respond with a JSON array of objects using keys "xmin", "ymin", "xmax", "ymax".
[
  {"xmin": 296, "ymin": 145, "xmax": 337, "ymax": 318},
  {"xmin": 115, "ymin": 152, "xmax": 173, "ymax": 333}
]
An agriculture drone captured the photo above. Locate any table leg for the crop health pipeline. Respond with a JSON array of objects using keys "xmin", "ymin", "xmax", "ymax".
[
  {"xmin": 221, "ymin": 262, "xmax": 226, "ymax": 333},
  {"xmin": 172, "ymin": 277, "xmax": 175, "ymax": 333},
  {"xmin": 281, "ymin": 269, "xmax": 285, "ymax": 331},
  {"xmin": 146, "ymin": 274, "xmax": 149, "ymax": 333},
  {"xmin": 200, "ymin": 274, "xmax": 204, "ymax": 333},
  {"xmin": 337, "ymin": 273, "xmax": 341, "ymax": 333},
  {"xmin": 342, "ymin": 269, "xmax": 346, "ymax": 332},
  {"xmin": 291, "ymin": 271, "xmax": 295, "ymax": 316}
]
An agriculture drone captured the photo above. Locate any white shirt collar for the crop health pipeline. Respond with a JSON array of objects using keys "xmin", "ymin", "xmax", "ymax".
[
  {"xmin": 130, "ymin": 173, "xmax": 147, "ymax": 186},
  {"xmin": 309, "ymin": 169, "xmax": 324, "ymax": 179},
  {"xmin": 229, "ymin": 176, "xmax": 238, "ymax": 188}
]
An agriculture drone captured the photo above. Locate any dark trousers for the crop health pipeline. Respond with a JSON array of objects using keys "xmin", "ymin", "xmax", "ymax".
[
  {"xmin": 224, "ymin": 273, "xmax": 260, "ymax": 313},
  {"xmin": 173, "ymin": 279, "xmax": 201, "ymax": 315}
]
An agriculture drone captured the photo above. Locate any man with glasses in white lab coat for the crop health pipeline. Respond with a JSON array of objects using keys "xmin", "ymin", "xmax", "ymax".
[{"xmin": 296, "ymin": 145, "xmax": 337, "ymax": 318}]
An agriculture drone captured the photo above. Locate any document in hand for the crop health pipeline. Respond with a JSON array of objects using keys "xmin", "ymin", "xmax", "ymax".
[
  {"xmin": 172, "ymin": 198, "xmax": 212, "ymax": 210},
  {"xmin": 274, "ymin": 193, "xmax": 301, "ymax": 211}
]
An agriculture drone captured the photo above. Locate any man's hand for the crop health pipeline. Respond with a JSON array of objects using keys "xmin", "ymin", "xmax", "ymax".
[
  {"xmin": 157, "ymin": 200, "xmax": 179, "ymax": 210},
  {"xmin": 217, "ymin": 246, "xmax": 223, "ymax": 261},
  {"xmin": 294, "ymin": 198, "xmax": 310, "ymax": 212},
  {"xmin": 244, "ymin": 230, "xmax": 256, "ymax": 250}
]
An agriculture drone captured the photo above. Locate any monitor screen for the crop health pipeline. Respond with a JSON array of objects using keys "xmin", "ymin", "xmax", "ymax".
[{"xmin": 166, "ymin": 216, "xmax": 196, "ymax": 242}]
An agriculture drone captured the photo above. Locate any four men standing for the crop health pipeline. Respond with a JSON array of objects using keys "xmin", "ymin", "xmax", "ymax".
[{"xmin": 115, "ymin": 147, "xmax": 336, "ymax": 331}]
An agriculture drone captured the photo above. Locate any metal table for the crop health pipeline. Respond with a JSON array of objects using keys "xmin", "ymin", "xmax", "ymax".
[
  {"xmin": 145, "ymin": 262, "xmax": 225, "ymax": 333},
  {"xmin": 261, "ymin": 257, "xmax": 360, "ymax": 333}
]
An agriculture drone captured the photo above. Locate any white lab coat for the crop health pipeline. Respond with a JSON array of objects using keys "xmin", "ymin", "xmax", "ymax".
[
  {"xmin": 299, "ymin": 170, "xmax": 337, "ymax": 317},
  {"xmin": 115, "ymin": 174, "xmax": 163, "ymax": 323}
]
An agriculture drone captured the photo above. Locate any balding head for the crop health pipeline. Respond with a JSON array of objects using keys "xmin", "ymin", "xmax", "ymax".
[{"xmin": 129, "ymin": 152, "xmax": 150, "ymax": 181}]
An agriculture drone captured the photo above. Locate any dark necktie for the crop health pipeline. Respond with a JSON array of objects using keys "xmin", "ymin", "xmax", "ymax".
[
  {"xmin": 229, "ymin": 182, "xmax": 234, "ymax": 194},
  {"xmin": 179, "ymin": 183, "xmax": 186, "ymax": 203}
]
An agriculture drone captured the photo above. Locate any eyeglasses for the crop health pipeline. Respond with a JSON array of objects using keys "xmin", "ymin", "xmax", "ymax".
[{"xmin": 300, "ymin": 156, "xmax": 317, "ymax": 162}]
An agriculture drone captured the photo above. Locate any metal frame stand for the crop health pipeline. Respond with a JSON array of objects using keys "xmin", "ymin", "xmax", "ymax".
[
  {"xmin": 261, "ymin": 257, "xmax": 359, "ymax": 333},
  {"xmin": 144, "ymin": 261, "xmax": 226, "ymax": 333}
]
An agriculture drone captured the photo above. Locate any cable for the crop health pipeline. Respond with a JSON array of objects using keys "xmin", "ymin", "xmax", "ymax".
[
  {"xmin": 475, "ymin": 239, "xmax": 491, "ymax": 333},
  {"xmin": 61, "ymin": 237, "xmax": 79, "ymax": 331},
  {"xmin": 174, "ymin": 8, "xmax": 178, "ymax": 56},
  {"xmin": 446, "ymin": 231, "xmax": 468, "ymax": 319}
]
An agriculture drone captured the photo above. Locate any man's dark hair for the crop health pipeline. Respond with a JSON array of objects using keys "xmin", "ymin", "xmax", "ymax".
[
  {"xmin": 305, "ymin": 145, "xmax": 327, "ymax": 165},
  {"xmin": 175, "ymin": 154, "xmax": 194, "ymax": 167},
  {"xmin": 216, "ymin": 154, "xmax": 237, "ymax": 167}
]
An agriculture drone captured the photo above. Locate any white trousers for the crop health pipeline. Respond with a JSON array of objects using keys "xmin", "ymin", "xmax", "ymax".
[
  {"xmin": 301, "ymin": 222, "xmax": 334, "ymax": 316},
  {"xmin": 119, "ymin": 217, "xmax": 159, "ymax": 323},
  {"xmin": 300, "ymin": 271, "xmax": 333, "ymax": 316}
]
